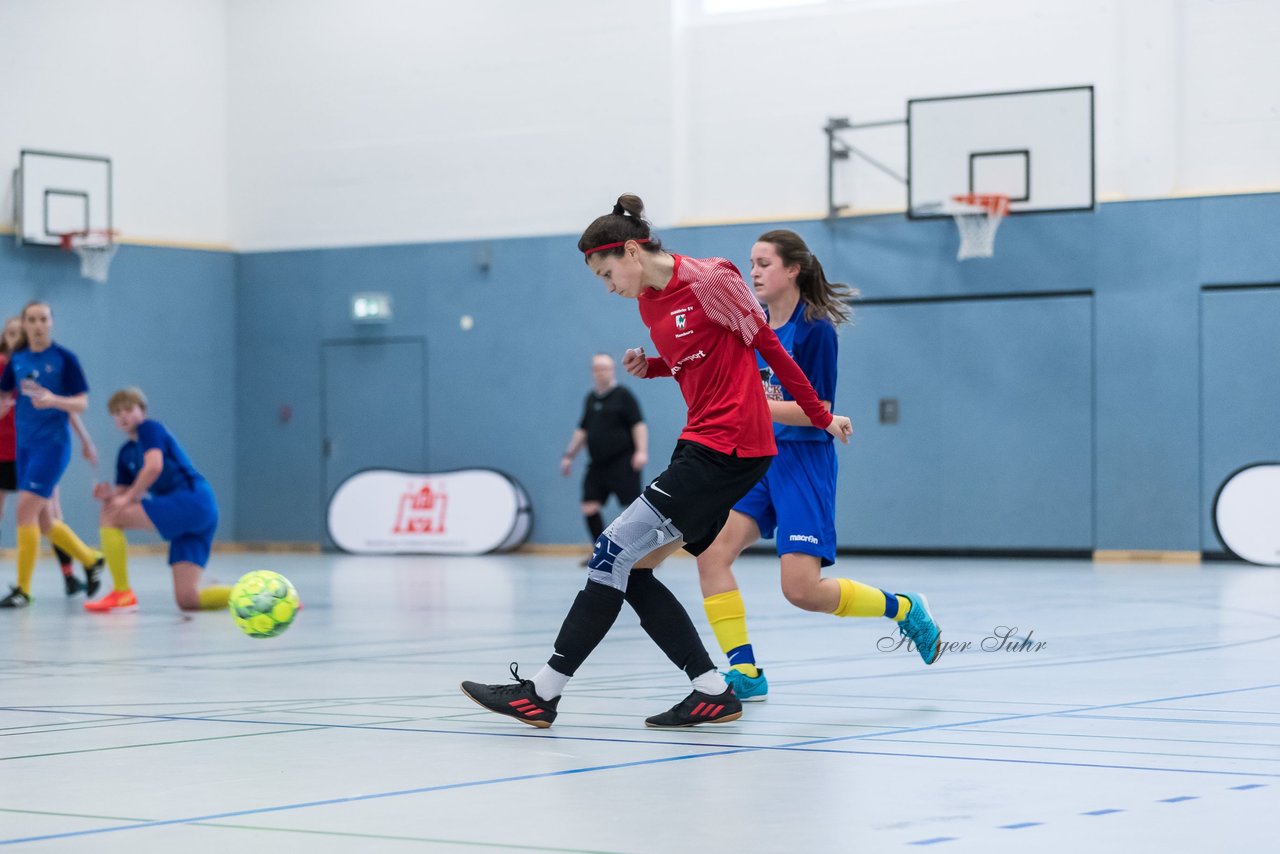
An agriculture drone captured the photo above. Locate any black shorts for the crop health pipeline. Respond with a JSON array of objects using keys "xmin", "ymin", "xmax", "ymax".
[
  {"xmin": 0, "ymin": 460, "xmax": 15, "ymax": 492},
  {"xmin": 642, "ymin": 440, "xmax": 772, "ymax": 557},
  {"xmin": 583, "ymin": 456, "xmax": 642, "ymax": 506}
]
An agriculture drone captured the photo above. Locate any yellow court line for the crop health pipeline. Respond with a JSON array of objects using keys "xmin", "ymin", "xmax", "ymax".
[{"xmin": 1093, "ymin": 550, "xmax": 1202, "ymax": 564}]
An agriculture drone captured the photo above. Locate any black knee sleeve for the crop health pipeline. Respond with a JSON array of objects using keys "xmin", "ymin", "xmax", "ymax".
[
  {"xmin": 548, "ymin": 581, "xmax": 626, "ymax": 677},
  {"xmin": 625, "ymin": 569, "xmax": 716, "ymax": 680}
]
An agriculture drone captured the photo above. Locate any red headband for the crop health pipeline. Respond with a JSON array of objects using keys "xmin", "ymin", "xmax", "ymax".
[{"xmin": 583, "ymin": 238, "xmax": 650, "ymax": 256}]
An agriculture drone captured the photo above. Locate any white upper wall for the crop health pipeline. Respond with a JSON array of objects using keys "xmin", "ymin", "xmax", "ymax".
[
  {"xmin": 226, "ymin": 0, "xmax": 676, "ymax": 250},
  {"xmin": 677, "ymin": 0, "xmax": 1280, "ymax": 222},
  {"xmin": 4, "ymin": 0, "xmax": 1277, "ymax": 250},
  {"xmin": 0, "ymin": 0, "xmax": 229, "ymax": 247}
]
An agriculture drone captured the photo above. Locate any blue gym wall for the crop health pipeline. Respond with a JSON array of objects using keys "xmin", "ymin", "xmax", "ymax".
[
  {"xmin": 0, "ymin": 239, "xmax": 237, "ymax": 547},
  {"xmin": 234, "ymin": 193, "xmax": 1280, "ymax": 554}
]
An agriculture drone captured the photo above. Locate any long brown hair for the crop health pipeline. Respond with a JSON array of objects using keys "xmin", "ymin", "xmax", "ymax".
[
  {"xmin": 757, "ymin": 229, "xmax": 857, "ymax": 326},
  {"xmin": 0, "ymin": 316, "xmax": 26, "ymax": 357},
  {"xmin": 577, "ymin": 194, "xmax": 664, "ymax": 261}
]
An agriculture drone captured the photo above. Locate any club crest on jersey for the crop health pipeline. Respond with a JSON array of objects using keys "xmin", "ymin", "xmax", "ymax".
[{"xmin": 675, "ymin": 314, "xmax": 687, "ymax": 329}]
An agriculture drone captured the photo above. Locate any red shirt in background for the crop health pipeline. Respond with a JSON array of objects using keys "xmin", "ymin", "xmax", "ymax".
[{"xmin": 0, "ymin": 354, "xmax": 14, "ymax": 461}]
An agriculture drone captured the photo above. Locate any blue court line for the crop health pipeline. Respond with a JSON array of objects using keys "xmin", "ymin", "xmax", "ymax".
[
  {"xmin": 759, "ymin": 744, "xmax": 1280, "ymax": 778},
  {"xmin": 1230, "ymin": 783, "xmax": 1267, "ymax": 790},
  {"xmin": 2, "ymin": 682, "xmax": 1276, "ymax": 845},
  {"xmin": 962, "ymin": 725, "xmax": 1280, "ymax": 749},
  {"xmin": 1060, "ymin": 712, "xmax": 1280, "ymax": 727},
  {"xmin": 999, "ymin": 822, "xmax": 1042, "ymax": 829},
  {"xmin": 856, "ymin": 734, "xmax": 1280, "ymax": 765},
  {"xmin": 1159, "ymin": 796, "xmax": 1198, "ymax": 803},
  {"xmin": 907, "ymin": 838, "xmax": 957, "ymax": 846},
  {"xmin": 785, "ymin": 682, "xmax": 1280, "ymax": 749},
  {"xmin": 0, "ymin": 746, "xmax": 758, "ymax": 846},
  {"xmin": 5, "ymin": 682, "xmax": 1279, "ymax": 768},
  {"xmin": 1081, "ymin": 809, "xmax": 1124, "ymax": 816}
]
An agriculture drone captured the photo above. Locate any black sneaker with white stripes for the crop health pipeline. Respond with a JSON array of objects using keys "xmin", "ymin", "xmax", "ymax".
[
  {"xmin": 645, "ymin": 686, "xmax": 742, "ymax": 728},
  {"xmin": 84, "ymin": 556, "xmax": 105, "ymax": 598},
  {"xmin": 0, "ymin": 585, "xmax": 32, "ymax": 608},
  {"xmin": 460, "ymin": 662, "xmax": 560, "ymax": 729}
]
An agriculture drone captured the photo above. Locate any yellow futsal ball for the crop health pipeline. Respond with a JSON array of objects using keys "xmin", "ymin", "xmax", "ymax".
[{"xmin": 229, "ymin": 570, "xmax": 299, "ymax": 638}]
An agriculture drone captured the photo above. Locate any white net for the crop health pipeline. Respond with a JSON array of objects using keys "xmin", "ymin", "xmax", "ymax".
[
  {"xmin": 947, "ymin": 195, "xmax": 1008, "ymax": 260},
  {"xmin": 64, "ymin": 232, "xmax": 118, "ymax": 283}
]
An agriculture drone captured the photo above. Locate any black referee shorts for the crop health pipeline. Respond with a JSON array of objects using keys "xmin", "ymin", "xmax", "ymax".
[
  {"xmin": 583, "ymin": 456, "xmax": 642, "ymax": 506},
  {"xmin": 641, "ymin": 440, "xmax": 772, "ymax": 556}
]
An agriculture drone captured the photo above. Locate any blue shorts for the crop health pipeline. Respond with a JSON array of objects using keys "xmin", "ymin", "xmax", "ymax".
[
  {"xmin": 16, "ymin": 443, "xmax": 72, "ymax": 499},
  {"xmin": 732, "ymin": 440, "xmax": 838, "ymax": 567},
  {"xmin": 142, "ymin": 479, "xmax": 218, "ymax": 568}
]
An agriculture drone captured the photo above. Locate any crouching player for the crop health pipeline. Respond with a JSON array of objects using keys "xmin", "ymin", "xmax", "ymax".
[{"xmin": 85, "ymin": 388, "xmax": 231, "ymax": 613}]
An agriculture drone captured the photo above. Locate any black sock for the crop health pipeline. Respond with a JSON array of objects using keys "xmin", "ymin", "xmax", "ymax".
[
  {"xmin": 585, "ymin": 512, "xmax": 605, "ymax": 542},
  {"xmin": 54, "ymin": 545, "xmax": 73, "ymax": 572},
  {"xmin": 625, "ymin": 569, "xmax": 716, "ymax": 681},
  {"xmin": 547, "ymin": 580, "xmax": 626, "ymax": 676}
]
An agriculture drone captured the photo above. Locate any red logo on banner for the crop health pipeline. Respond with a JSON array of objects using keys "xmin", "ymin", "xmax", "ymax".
[{"xmin": 393, "ymin": 482, "xmax": 448, "ymax": 534}]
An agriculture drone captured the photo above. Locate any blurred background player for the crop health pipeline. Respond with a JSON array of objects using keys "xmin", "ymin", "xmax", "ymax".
[
  {"xmin": 0, "ymin": 302, "xmax": 103, "ymax": 608},
  {"xmin": 461, "ymin": 195, "xmax": 852, "ymax": 729},
  {"xmin": 560, "ymin": 353, "xmax": 648, "ymax": 565},
  {"xmin": 85, "ymin": 387, "xmax": 230, "ymax": 613},
  {"xmin": 697, "ymin": 231, "xmax": 942, "ymax": 702},
  {"xmin": 0, "ymin": 315, "xmax": 98, "ymax": 596}
]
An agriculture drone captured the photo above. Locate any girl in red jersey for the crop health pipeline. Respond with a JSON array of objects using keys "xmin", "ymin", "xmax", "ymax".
[{"xmin": 462, "ymin": 195, "xmax": 852, "ymax": 728}]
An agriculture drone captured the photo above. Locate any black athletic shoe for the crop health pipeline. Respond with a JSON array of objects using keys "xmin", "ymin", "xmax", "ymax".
[
  {"xmin": 0, "ymin": 586, "xmax": 32, "ymax": 608},
  {"xmin": 84, "ymin": 556, "xmax": 105, "ymax": 598},
  {"xmin": 645, "ymin": 686, "xmax": 743, "ymax": 728},
  {"xmin": 63, "ymin": 573, "xmax": 85, "ymax": 596},
  {"xmin": 460, "ymin": 663, "xmax": 560, "ymax": 728}
]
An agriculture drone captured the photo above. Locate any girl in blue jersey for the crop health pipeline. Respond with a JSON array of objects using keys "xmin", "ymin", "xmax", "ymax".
[
  {"xmin": 85, "ymin": 388, "xmax": 231, "ymax": 612},
  {"xmin": 696, "ymin": 231, "xmax": 942, "ymax": 700},
  {"xmin": 0, "ymin": 302, "xmax": 103, "ymax": 608}
]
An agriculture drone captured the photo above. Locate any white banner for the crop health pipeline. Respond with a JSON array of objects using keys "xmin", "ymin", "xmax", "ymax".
[
  {"xmin": 1214, "ymin": 463, "xmax": 1280, "ymax": 566},
  {"xmin": 327, "ymin": 468, "xmax": 532, "ymax": 555}
]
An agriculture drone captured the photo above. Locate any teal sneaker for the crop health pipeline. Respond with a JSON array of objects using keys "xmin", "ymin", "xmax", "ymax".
[
  {"xmin": 723, "ymin": 667, "xmax": 768, "ymax": 702},
  {"xmin": 898, "ymin": 593, "xmax": 941, "ymax": 665}
]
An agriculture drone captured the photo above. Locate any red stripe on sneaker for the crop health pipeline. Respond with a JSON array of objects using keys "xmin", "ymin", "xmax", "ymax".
[
  {"xmin": 691, "ymin": 702, "xmax": 707, "ymax": 716},
  {"xmin": 707, "ymin": 704, "xmax": 724, "ymax": 716},
  {"xmin": 509, "ymin": 699, "xmax": 534, "ymax": 710},
  {"xmin": 522, "ymin": 708, "xmax": 543, "ymax": 717}
]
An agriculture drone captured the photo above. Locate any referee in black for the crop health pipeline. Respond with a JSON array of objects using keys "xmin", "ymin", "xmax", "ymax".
[{"xmin": 561, "ymin": 353, "xmax": 648, "ymax": 562}]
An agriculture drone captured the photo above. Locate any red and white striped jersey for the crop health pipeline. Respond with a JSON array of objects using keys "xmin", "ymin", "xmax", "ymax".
[{"xmin": 637, "ymin": 254, "xmax": 832, "ymax": 457}]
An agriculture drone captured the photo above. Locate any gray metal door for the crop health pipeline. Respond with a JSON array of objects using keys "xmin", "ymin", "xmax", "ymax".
[{"xmin": 321, "ymin": 338, "xmax": 427, "ymax": 546}]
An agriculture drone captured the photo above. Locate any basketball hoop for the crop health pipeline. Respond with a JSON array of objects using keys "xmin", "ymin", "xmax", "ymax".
[
  {"xmin": 59, "ymin": 229, "xmax": 118, "ymax": 283},
  {"xmin": 944, "ymin": 194, "xmax": 1009, "ymax": 260}
]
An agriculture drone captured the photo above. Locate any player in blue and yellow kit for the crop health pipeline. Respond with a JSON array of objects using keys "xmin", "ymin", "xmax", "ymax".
[
  {"xmin": 696, "ymin": 231, "xmax": 942, "ymax": 699},
  {"xmin": 0, "ymin": 301, "xmax": 103, "ymax": 608},
  {"xmin": 85, "ymin": 387, "xmax": 231, "ymax": 612}
]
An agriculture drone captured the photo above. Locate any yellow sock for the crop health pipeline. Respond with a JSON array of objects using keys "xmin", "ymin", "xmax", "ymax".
[
  {"xmin": 703, "ymin": 589, "xmax": 759, "ymax": 678},
  {"xmin": 197, "ymin": 586, "xmax": 231, "ymax": 610},
  {"xmin": 99, "ymin": 527, "xmax": 130, "ymax": 591},
  {"xmin": 833, "ymin": 578, "xmax": 911, "ymax": 620},
  {"xmin": 17, "ymin": 525, "xmax": 39, "ymax": 594},
  {"xmin": 47, "ymin": 521, "xmax": 100, "ymax": 567},
  {"xmin": 895, "ymin": 594, "xmax": 912, "ymax": 622}
]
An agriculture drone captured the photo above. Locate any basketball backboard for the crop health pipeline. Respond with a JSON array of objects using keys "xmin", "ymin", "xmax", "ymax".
[
  {"xmin": 13, "ymin": 150, "xmax": 112, "ymax": 246},
  {"xmin": 907, "ymin": 86, "xmax": 1094, "ymax": 218}
]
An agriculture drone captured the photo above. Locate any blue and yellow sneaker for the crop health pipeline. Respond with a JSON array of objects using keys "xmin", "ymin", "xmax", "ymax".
[
  {"xmin": 898, "ymin": 593, "xmax": 941, "ymax": 665},
  {"xmin": 723, "ymin": 668, "xmax": 768, "ymax": 702}
]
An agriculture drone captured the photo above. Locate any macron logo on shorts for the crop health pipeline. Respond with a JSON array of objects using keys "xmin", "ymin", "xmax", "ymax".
[{"xmin": 789, "ymin": 534, "xmax": 820, "ymax": 545}]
